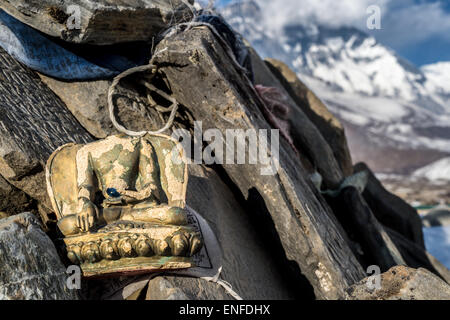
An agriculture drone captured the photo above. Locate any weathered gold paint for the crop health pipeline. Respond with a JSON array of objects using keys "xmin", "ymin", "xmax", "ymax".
[{"xmin": 46, "ymin": 133, "xmax": 201, "ymax": 277}]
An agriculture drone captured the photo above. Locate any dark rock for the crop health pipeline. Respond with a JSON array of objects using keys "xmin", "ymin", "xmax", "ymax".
[
  {"xmin": 265, "ymin": 58, "xmax": 353, "ymax": 177},
  {"xmin": 328, "ymin": 186, "xmax": 405, "ymax": 272},
  {"xmin": 354, "ymin": 162, "xmax": 425, "ymax": 248},
  {"xmin": 153, "ymin": 27, "xmax": 366, "ymax": 299},
  {"xmin": 422, "ymin": 209, "xmax": 450, "ymax": 227},
  {"xmin": 38, "ymin": 77, "xmax": 115, "ymax": 139},
  {"xmin": 0, "ymin": 174, "xmax": 34, "ymax": 217},
  {"xmin": 0, "ymin": 213, "xmax": 80, "ymax": 299},
  {"xmin": 0, "ymin": 0, "xmax": 194, "ymax": 45},
  {"xmin": 247, "ymin": 46, "xmax": 344, "ymax": 189},
  {"xmin": 0, "ymin": 47, "xmax": 92, "ymax": 224},
  {"xmin": 345, "ymin": 266, "xmax": 450, "ymax": 300}
]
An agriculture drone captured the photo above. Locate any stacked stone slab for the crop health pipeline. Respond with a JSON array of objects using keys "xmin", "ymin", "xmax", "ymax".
[
  {"xmin": 0, "ymin": 47, "xmax": 93, "ymax": 225},
  {"xmin": 0, "ymin": 0, "xmax": 194, "ymax": 44}
]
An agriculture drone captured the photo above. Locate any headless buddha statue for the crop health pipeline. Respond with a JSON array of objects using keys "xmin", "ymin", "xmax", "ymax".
[{"xmin": 57, "ymin": 134, "xmax": 188, "ymax": 236}]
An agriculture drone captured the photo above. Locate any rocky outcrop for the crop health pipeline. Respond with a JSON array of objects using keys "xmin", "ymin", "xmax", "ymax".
[
  {"xmin": 0, "ymin": 213, "xmax": 79, "ymax": 299},
  {"xmin": 345, "ymin": 266, "xmax": 450, "ymax": 300},
  {"xmin": 153, "ymin": 26, "xmax": 366, "ymax": 300},
  {"xmin": 0, "ymin": 0, "xmax": 193, "ymax": 45},
  {"xmin": 265, "ymin": 58, "xmax": 353, "ymax": 177}
]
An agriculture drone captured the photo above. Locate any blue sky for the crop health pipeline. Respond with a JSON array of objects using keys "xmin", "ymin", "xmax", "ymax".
[{"xmin": 214, "ymin": 0, "xmax": 450, "ymax": 66}]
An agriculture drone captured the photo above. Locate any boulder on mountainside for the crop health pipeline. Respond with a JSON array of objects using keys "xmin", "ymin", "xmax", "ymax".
[
  {"xmin": 0, "ymin": 213, "xmax": 80, "ymax": 300},
  {"xmin": 0, "ymin": 0, "xmax": 194, "ymax": 45},
  {"xmin": 345, "ymin": 266, "xmax": 450, "ymax": 300}
]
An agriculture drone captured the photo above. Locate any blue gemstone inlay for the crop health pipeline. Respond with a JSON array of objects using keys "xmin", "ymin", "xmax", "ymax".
[{"xmin": 106, "ymin": 188, "xmax": 121, "ymax": 198}]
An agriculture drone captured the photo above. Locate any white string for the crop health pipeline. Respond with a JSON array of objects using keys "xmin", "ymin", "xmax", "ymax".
[
  {"xmin": 107, "ymin": 48, "xmax": 179, "ymax": 136},
  {"xmin": 201, "ymin": 266, "xmax": 243, "ymax": 300}
]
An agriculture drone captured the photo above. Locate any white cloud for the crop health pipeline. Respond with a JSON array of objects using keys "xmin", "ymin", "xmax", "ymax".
[
  {"xmin": 253, "ymin": 0, "xmax": 450, "ymax": 48},
  {"xmin": 376, "ymin": 1, "xmax": 450, "ymax": 47},
  {"xmin": 255, "ymin": 0, "xmax": 389, "ymax": 31}
]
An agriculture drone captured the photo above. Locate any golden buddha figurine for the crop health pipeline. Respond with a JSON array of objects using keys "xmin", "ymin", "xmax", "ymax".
[{"xmin": 46, "ymin": 133, "xmax": 202, "ymax": 277}]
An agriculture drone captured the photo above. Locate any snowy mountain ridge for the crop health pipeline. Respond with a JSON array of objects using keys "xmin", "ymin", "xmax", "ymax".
[{"xmin": 221, "ymin": 0, "xmax": 450, "ymax": 174}]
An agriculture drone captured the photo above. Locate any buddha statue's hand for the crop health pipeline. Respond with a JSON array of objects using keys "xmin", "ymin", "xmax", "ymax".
[
  {"xmin": 121, "ymin": 190, "xmax": 146, "ymax": 201},
  {"xmin": 77, "ymin": 198, "xmax": 98, "ymax": 232},
  {"xmin": 121, "ymin": 184, "xmax": 158, "ymax": 201}
]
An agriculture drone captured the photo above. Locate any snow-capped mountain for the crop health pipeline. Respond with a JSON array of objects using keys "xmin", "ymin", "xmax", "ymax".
[
  {"xmin": 220, "ymin": 0, "xmax": 450, "ymax": 175},
  {"xmin": 413, "ymin": 157, "xmax": 450, "ymax": 182},
  {"xmin": 422, "ymin": 62, "xmax": 450, "ymax": 108}
]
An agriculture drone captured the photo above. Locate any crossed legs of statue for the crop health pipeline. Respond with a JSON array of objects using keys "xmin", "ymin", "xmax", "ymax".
[{"xmin": 58, "ymin": 201, "xmax": 188, "ymax": 237}]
